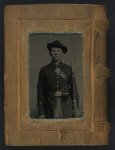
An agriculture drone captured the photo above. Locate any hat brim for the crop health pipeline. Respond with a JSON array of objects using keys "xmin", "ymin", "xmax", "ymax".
[{"xmin": 47, "ymin": 43, "xmax": 68, "ymax": 53}]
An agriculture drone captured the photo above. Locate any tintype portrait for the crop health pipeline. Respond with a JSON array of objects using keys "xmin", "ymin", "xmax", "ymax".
[
  {"xmin": 4, "ymin": 4, "xmax": 110, "ymax": 145},
  {"xmin": 29, "ymin": 33, "xmax": 83, "ymax": 119}
]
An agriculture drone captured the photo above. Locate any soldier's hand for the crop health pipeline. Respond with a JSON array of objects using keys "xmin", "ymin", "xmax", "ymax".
[{"xmin": 76, "ymin": 99, "xmax": 79, "ymax": 107}]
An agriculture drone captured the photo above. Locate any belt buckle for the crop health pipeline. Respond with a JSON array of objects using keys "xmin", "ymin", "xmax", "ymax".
[{"xmin": 54, "ymin": 90, "xmax": 62, "ymax": 97}]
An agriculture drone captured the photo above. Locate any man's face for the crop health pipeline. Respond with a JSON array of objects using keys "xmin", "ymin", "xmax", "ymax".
[{"xmin": 50, "ymin": 47, "xmax": 64, "ymax": 62}]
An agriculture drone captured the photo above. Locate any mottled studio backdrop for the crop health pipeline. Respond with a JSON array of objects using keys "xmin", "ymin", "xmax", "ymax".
[{"xmin": 29, "ymin": 33, "xmax": 83, "ymax": 118}]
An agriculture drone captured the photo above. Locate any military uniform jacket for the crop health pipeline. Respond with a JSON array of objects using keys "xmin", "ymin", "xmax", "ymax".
[{"xmin": 37, "ymin": 61, "xmax": 79, "ymax": 118}]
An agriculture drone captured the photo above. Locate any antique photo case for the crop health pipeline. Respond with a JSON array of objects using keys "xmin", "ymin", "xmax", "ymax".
[{"xmin": 4, "ymin": 4, "xmax": 110, "ymax": 145}]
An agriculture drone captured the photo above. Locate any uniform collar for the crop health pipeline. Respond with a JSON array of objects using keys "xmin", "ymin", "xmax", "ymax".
[{"xmin": 50, "ymin": 60, "xmax": 63, "ymax": 68}]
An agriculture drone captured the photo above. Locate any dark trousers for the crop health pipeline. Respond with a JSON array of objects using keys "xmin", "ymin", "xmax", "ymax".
[{"xmin": 45, "ymin": 96, "xmax": 73, "ymax": 119}]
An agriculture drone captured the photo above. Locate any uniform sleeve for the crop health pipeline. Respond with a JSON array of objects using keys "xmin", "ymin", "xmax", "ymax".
[
  {"xmin": 69, "ymin": 67, "xmax": 74, "ymax": 100},
  {"xmin": 37, "ymin": 68, "xmax": 45, "ymax": 117}
]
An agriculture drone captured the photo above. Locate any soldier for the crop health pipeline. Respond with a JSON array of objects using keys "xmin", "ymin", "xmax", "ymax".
[{"xmin": 37, "ymin": 40, "xmax": 79, "ymax": 119}]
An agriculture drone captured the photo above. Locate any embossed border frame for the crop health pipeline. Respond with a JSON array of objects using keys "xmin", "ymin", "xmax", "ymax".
[{"xmin": 4, "ymin": 4, "xmax": 110, "ymax": 146}]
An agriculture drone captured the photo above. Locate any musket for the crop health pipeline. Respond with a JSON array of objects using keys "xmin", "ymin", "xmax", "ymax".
[{"xmin": 71, "ymin": 62, "xmax": 79, "ymax": 117}]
